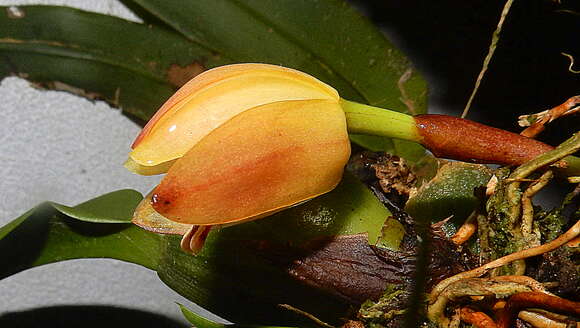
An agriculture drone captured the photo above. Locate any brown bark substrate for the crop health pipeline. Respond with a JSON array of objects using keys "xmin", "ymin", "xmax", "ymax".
[{"xmin": 245, "ymin": 230, "xmax": 470, "ymax": 305}]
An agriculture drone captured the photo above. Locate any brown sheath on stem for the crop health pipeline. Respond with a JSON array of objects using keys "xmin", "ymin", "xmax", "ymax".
[{"xmin": 415, "ymin": 114, "xmax": 554, "ymax": 166}]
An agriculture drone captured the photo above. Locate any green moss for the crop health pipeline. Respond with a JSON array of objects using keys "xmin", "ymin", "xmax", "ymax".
[
  {"xmin": 484, "ymin": 168, "xmax": 521, "ymax": 271},
  {"xmin": 535, "ymin": 185, "xmax": 579, "ymax": 242},
  {"xmin": 357, "ymin": 284, "xmax": 411, "ymax": 327}
]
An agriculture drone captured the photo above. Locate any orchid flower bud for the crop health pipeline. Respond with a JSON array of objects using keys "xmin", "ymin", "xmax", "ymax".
[
  {"xmin": 127, "ymin": 63, "xmax": 342, "ymax": 175},
  {"xmin": 128, "ymin": 64, "xmax": 351, "ymax": 241}
]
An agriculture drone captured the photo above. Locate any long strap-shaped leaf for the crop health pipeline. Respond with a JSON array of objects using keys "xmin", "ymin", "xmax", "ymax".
[
  {"xmin": 125, "ymin": 0, "xmax": 427, "ymax": 111},
  {"xmin": 0, "ymin": 174, "xmax": 408, "ymax": 325},
  {"xmin": 0, "ymin": 3, "xmax": 428, "ymax": 154},
  {"xmin": 0, "ymin": 190, "xmax": 160, "ymax": 278},
  {"xmin": 0, "ymin": 190, "xmax": 333, "ymax": 324},
  {"xmin": 1, "ymin": 3, "xmax": 426, "ymax": 116},
  {"xmin": 0, "ymin": 5, "xmax": 229, "ymax": 121},
  {"xmin": 134, "ymin": 0, "xmax": 426, "ymax": 156}
]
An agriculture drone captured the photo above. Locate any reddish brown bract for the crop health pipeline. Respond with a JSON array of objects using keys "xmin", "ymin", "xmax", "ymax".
[{"xmin": 415, "ymin": 114, "xmax": 554, "ymax": 166}]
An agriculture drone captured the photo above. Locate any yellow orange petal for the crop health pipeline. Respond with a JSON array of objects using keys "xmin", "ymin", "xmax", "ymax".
[
  {"xmin": 151, "ymin": 99, "xmax": 350, "ymax": 225},
  {"xmin": 129, "ymin": 64, "xmax": 338, "ymax": 174}
]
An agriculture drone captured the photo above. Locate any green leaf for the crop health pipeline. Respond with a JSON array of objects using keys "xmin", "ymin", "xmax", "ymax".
[
  {"xmin": 126, "ymin": 0, "xmax": 427, "ymax": 153},
  {"xmin": 405, "ymin": 162, "xmax": 492, "ymax": 231},
  {"xmin": 0, "ymin": 190, "xmax": 161, "ymax": 278},
  {"xmin": 126, "ymin": 0, "xmax": 426, "ymax": 109},
  {"xmin": 52, "ymin": 189, "xmax": 142, "ymax": 223},
  {"xmin": 0, "ymin": 5, "xmax": 229, "ymax": 121},
  {"xmin": 178, "ymin": 303, "xmax": 295, "ymax": 328},
  {"xmin": 178, "ymin": 303, "xmax": 228, "ymax": 328},
  {"xmin": 1, "ymin": 176, "xmax": 400, "ymax": 325},
  {"xmin": 0, "ymin": 2, "xmax": 427, "ymax": 155}
]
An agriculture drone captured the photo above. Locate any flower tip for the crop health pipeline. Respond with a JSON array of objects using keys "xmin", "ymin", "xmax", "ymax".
[
  {"xmin": 124, "ymin": 156, "xmax": 174, "ymax": 176},
  {"xmin": 132, "ymin": 190, "xmax": 192, "ymax": 235}
]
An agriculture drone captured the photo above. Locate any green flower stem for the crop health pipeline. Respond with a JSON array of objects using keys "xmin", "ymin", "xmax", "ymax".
[
  {"xmin": 340, "ymin": 98, "xmax": 420, "ymax": 142},
  {"xmin": 340, "ymin": 98, "xmax": 580, "ymax": 176}
]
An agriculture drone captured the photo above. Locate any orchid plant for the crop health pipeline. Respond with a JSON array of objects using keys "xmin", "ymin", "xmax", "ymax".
[{"xmin": 1, "ymin": 1, "xmax": 579, "ymax": 328}]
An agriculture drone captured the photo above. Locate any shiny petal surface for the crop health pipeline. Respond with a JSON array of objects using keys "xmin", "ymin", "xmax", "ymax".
[
  {"xmin": 151, "ymin": 99, "xmax": 350, "ymax": 225},
  {"xmin": 129, "ymin": 64, "xmax": 338, "ymax": 174}
]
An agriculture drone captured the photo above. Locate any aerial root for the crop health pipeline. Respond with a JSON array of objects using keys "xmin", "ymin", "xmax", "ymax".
[
  {"xmin": 428, "ymin": 219, "xmax": 580, "ymax": 328},
  {"xmin": 519, "ymin": 95, "xmax": 580, "ymax": 138}
]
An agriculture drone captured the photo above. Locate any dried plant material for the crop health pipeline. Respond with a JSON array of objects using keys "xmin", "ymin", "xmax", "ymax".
[
  {"xmin": 520, "ymin": 170, "xmax": 554, "ymax": 246},
  {"xmin": 486, "ymin": 175, "xmax": 499, "ymax": 196},
  {"xmin": 461, "ymin": 0, "xmax": 516, "ymax": 118},
  {"xmin": 342, "ymin": 320, "xmax": 365, "ymax": 328},
  {"xmin": 450, "ymin": 211, "xmax": 478, "ymax": 245},
  {"xmin": 252, "ymin": 234, "xmax": 414, "ymax": 304},
  {"xmin": 279, "ymin": 304, "xmax": 335, "ymax": 328},
  {"xmin": 166, "ymin": 61, "xmax": 205, "ymax": 87},
  {"xmin": 519, "ymin": 95, "xmax": 580, "ymax": 138},
  {"xmin": 429, "ymin": 219, "xmax": 580, "ymax": 306},
  {"xmin": 503, "ymin": 133, "xmax": 580, "ymax": 273},
  {"xmin": 371, "ymin": 154, "xmax": 416, "ymax": 196},
  {"xmin": 431, "ymin": 216, "xmax": 453, "ymax": 233},
  {"xmin": 397, "ymin": 68, "xmax": 417, "ymax": 115},
  {"xmin": 523, "ymin": 308, "xmax": 571, "ymax": 322},
  {"xmin": 504, "ymin": 178, "xmax": 544, "ymax": 183},
  {"xmin": 428, "ymin": 277, "xmax": 532, "ymax": 327},
  {"xmin": 518, "ymin": 310, "xmax": 573, "ymax": 328},
  {"xmin": 449, "ymin": 308, "xmax": 461, "ymax": 327},
  {"xmin": 429, "ymin": 276, "xmax": 558, "ymax": 327},
  {"xmin": 491, "ymin": 275, "xmax": 551, "ymax": 294},
  {"xmin": 428, "ymin": 276, "xmax": 552, "ymax": 327},
  {"xmin": 533, "ymin": 247, "xmax": 579, "ymax": 297},
  {"xmin": 561, "ymin": 53, "xmax": 580, "ymax": 74},
  {"xmin": 497, "ymin": 292, "xmax": 580, "ymax": 328}
]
